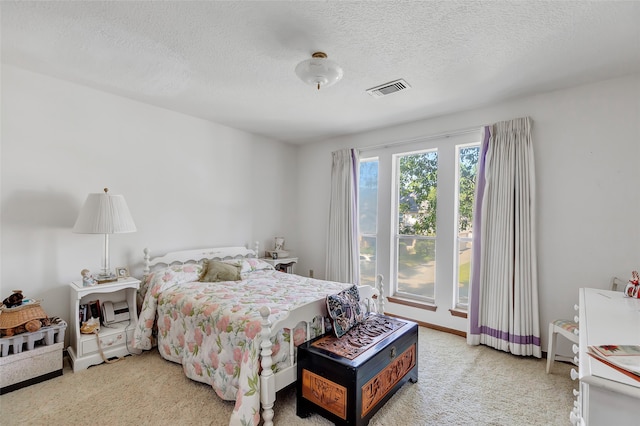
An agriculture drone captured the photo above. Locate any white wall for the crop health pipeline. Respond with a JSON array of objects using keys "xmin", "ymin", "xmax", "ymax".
[
  {"xmin": 2, "ymin": 65, "xmax": 638, "ymax": 356},
  {"xmin": 296, "ymin": 73, "xmax": 640, "ymax": 352},
  {"xmin": 1, "ymin": 65, "xmax": 299, "ymax": 328}
]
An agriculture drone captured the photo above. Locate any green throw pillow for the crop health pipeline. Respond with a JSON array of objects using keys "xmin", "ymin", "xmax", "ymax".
[{"xmin": 200, "ymin": 259, "xmax": 241, "ymax": 282}]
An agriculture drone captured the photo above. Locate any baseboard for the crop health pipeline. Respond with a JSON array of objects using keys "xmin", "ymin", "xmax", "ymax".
[{"xmin": 383, "ymin": 313, "xmax": 466, "ymax": 338}]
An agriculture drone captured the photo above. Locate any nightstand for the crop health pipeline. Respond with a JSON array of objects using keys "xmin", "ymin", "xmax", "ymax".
[
  {"xmin": 262, "ymin": 257, "xmax": 299, "ymax": 273},
  {"xmin": 67, "ymin": 277, "xmax": 140, "ymax": 372}
]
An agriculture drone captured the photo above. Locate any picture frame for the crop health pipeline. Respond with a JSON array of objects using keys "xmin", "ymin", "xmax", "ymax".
[{"xmin": 115, "ymin": 266, "xmax": 129, "ymax": 278}]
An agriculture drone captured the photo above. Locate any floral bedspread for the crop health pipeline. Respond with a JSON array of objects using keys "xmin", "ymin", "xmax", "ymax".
[{"xmin": 133, "ymin": 260, "xmax": 351, "ymax": 426}]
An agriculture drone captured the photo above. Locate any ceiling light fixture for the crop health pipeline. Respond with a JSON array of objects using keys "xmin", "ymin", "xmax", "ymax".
[{"xmin": 295, "ymin": 52, "xmax": 343, "ymax": 90}]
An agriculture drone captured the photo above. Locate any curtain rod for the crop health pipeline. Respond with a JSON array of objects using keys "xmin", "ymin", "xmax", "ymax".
[{"xmin": 358, "ymin": 125, "xmax": 483, "ymax": 152}]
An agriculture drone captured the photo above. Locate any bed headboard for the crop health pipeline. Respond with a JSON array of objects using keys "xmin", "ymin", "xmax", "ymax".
[{"xmin": 143, "ymin": 243, "xmax": 259, "ymax": 276}]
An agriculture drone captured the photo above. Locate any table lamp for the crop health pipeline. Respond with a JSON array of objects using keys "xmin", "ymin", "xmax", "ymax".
[{"xmin": 73, "ymin": 188, "xmax": 136, "ymax": 282}]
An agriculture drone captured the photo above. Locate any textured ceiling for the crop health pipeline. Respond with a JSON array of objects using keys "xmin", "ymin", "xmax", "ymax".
[{"xmin": 2, "ymin": 1, "xmax": 640, "ymax": 144}]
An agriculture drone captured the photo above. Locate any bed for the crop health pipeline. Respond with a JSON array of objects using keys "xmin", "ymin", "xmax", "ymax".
[{"xmin": 132, "ymin": 246, "xmax": 381, "ymax": 426}]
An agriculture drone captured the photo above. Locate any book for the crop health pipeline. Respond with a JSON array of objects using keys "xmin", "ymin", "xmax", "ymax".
[
  {"xmin": 87, "ymin": 300, "xmax": 101, "ymax": 320},
  {"xmin": 587, "ymin": 345, "xmax": 640, "ymax": 381},
  {"xmin": 78, "ymin": 304, "xmax": 86, "ymax": 325},
  {"xmin": 591, "ymin": 344, "xmax": 640, "ymax": 357}
]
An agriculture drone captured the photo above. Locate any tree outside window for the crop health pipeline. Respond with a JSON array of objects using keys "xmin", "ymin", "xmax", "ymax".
[
  {"xmin": 359, "ymin": 158, "xmax": 378, "ymax": 287},
  {"xmin": 456, "ymin": 145, "xmax": 479, "ymax": 307},
  {"xmin": 396, "ymin": 150, "xmax": 438, "ymax": 300}
]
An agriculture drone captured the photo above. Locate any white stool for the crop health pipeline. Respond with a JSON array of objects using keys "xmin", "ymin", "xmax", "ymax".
[{"xmin": 546, "ymin": 319, "xmax": 579, "ymax": 374}]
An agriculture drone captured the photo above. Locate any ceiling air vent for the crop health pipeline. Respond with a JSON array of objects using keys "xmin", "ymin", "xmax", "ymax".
[{"xmin": 366, "ymin": 79, "xmax": 411, "ymax": 98}]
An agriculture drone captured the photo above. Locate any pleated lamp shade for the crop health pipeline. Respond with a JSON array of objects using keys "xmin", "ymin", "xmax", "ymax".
[
  {"xmin": 73, "ymin": 189, "xmax": 136, "ymax": 234},
  {"xmin": 73, "ymin": 188, "xmax": 136, "ymax": 280}
]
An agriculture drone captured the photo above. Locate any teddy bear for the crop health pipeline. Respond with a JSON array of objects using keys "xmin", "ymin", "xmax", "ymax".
[{"xmin": 1, "ymin": 319, "xmax": 43, "ymax": 337}]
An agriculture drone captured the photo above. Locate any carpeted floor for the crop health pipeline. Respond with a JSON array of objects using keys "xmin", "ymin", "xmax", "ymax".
[{"xmin": 0, "ymin": 327, "xmax": 575, "ymax": 425}]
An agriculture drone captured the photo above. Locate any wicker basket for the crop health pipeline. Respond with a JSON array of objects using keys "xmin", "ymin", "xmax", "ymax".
[{"xmin": 0, "ymin": 302, "xmax": 48, "ymax": 329}]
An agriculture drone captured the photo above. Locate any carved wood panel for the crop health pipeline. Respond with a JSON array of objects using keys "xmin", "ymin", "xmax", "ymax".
[
  {"xmin": 301, "ymin": 369, "xmax": 347, "ymax": 419},
  {"xmin": 361, "ymin": 343, "xmax": 416, "ymax": 417},
  {"xmin": 311, "ymin": 314, "xmax": 407, "ymax": 359}
]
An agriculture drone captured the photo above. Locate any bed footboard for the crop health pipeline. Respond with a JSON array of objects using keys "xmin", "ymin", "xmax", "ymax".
[
  {"xmin": 258, "ymin": 275, "xmax": 383, "ymax": 426},
  {"xmin": 259, "ymin": 306, "xmax": 276, "ymax": 426}
]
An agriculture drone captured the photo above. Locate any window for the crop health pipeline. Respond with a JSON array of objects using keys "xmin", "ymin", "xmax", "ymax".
[
  {"xmin": 455, "ymin": 145, "xmax": 480, "ymax": 308},
  {"xmin": 358, "ymin": 158, "xmax": 378, "ymax": 287},
  {"xmin": 358, "ymin": 131, "xmax": 480, "ymax": 326},
  {"xmin": 394, "ymin": 150, "xmax": 438, "ymax": 302}
]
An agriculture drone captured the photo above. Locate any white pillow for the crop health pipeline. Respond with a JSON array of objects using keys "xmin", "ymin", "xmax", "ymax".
[{"xmin": 223, "ymin": 258, "xmax": 275, "ymax": 273}]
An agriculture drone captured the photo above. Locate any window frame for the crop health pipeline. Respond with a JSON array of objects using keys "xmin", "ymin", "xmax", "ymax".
[
  {"xmin": 357, "ymin": 130, "xmax": 480, "ymax": 329},
  {"xmin": 453, "ymin": 142, "xmax": 480, "ymax": 310},
  {"xmin": 391, "ymin": 148, "xmax": 439, "ymax": 304}
]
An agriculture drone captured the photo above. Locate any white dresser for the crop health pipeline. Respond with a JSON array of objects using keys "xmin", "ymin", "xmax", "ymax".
[{"xmin": 572, "ymin": 288, "xmax": 640, "ymax": 425}]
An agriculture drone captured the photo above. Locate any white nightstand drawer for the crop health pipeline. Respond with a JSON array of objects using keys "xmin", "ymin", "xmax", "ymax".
[{"xmin": 79, "ymin": 324, "xmax": 131, "ymax": 356}]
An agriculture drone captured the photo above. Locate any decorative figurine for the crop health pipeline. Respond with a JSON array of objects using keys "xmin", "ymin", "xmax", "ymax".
[
  {"xmin": 624, "ymin": 270, "xmax": 639, "ymax": 298},
  {"xmin": 81, "ymin": 269, "xmax": 97, "ymax": 287}
]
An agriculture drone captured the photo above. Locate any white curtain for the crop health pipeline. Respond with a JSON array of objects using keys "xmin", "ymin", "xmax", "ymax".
[
  {"xmin": 326, "ymin": 148, "xmax": 360, "ymax": 284},
  {"xmin": 467, "ymin": 117, "xmax": 541, "ymax": 357}
]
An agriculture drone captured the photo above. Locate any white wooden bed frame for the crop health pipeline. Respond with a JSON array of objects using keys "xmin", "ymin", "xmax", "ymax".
[{"xmin": 142, "ymin": 245, "xmax": 383, "ymax": 426}]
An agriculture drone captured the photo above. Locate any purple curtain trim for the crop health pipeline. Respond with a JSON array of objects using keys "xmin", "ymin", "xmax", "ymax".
[{"xmin": 479, "ymin": 326, "xmax": 541, "ymax": 347}]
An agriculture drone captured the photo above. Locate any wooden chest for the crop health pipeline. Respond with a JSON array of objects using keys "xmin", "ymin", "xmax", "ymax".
[{"xmin": 296, "ymin": 314, "xmax": 418, "ymax": 425}]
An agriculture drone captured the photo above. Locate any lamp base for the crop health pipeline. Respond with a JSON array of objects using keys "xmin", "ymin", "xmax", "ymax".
[{"xmin": 95, "ymin": 274, "xmax": 117, "ymax": 284}]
